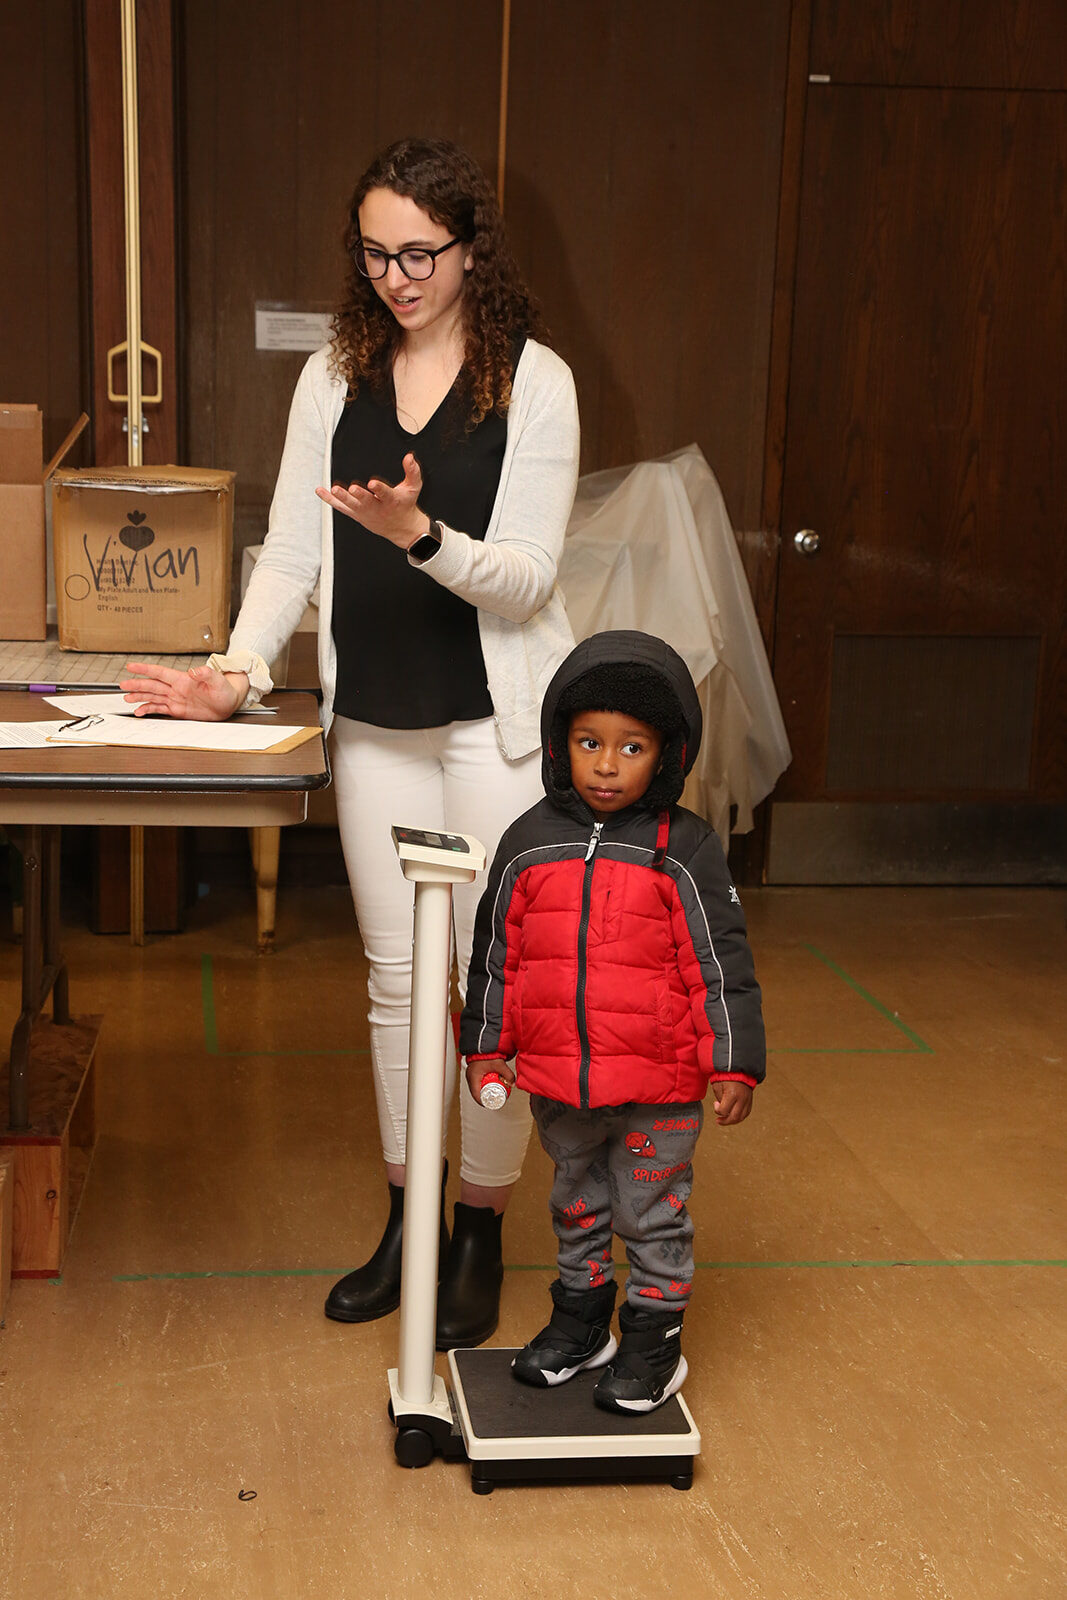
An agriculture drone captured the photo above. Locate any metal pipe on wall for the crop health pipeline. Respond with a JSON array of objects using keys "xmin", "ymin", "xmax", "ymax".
[
  {"xmin": 120, "ymin": 0, "xmax": 145, "ymax": 943},
  {"xmin": 496, "ymin": 0, "xmax": 511, "ymax": 211}
]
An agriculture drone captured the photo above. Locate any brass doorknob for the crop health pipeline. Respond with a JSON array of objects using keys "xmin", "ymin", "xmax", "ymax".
[{"xmin": 793, "ymin": 529, "xmax": 821, "ymax": 556}]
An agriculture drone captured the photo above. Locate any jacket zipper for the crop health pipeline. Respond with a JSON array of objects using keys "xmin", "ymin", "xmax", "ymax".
[{"xmin": 576, "ymin": 820, "xmax": 602, "ymax": 1107}]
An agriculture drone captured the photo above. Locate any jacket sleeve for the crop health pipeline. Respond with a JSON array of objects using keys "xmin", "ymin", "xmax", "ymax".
[
  {"xmin": 408, "ymin": 346, "xmax": 580, "ymax": 624},
  {"xmin": 459, "ymin": 822, "xmax": 530, "ymax": 1061},
  {"xmin": 668, "ymin": 828, "xmax": 766, "ymax": 1087},
  {"xmin": 226, "ymin": 349, "xmax": 330, "ymax": 670}
]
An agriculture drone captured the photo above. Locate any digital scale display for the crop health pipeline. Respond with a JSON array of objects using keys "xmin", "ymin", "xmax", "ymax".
[{"xmin": 392, "ymin": 826, "xmax": 471, "ymax": 854}]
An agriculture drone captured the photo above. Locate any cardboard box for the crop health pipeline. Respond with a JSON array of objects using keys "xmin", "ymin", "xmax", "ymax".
[
  {"xmin": 53, "ymin": 465, "xmax": 235, "ymax": 653},
  {"xmin": 0, "ymin": 408, "xmax": 89, "ymax": 639},
  {"xmin": 0, "ymin": 406, "xmax": 48, "ymax": 639}
]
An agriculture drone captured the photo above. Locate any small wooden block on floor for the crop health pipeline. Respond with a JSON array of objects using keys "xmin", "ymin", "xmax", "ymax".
[{"xmin": 0, "ymin": 1015, "xmax": 101, "ymax": 1278}]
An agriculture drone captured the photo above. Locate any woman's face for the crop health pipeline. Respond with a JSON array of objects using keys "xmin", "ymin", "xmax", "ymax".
[{"xmin": 357, "ymin": 187, "xmax": 473, "ymax": 341}]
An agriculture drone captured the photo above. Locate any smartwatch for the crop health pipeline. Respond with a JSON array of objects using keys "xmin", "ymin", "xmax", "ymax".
[{"xmin": 408, "ymin": 518, "xmax": 443, "ymax": 561}]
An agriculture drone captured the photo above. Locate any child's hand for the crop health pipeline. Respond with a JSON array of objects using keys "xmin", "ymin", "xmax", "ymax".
[
  {"xmin": 465, "ymin": 1057, "xmax": 514, "ymax": 1103},
  {"xmin": 712, "ymin": 1081, "xmax": 753, "ymax": 1126}
]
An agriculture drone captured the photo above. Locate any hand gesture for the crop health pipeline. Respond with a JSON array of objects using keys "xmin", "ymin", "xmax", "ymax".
[
  {"xmin": 465, "ymin": 1057, "xmax": 514, "ymax": 1104},
  {"xmin": 120, "ymin": 661, "xmax": 246, "ymax": 721},
  {"xmin": 316, "ymin": 452, "xmax": 428, "ymax": 549},
  {"xmin": 712, "ymin": 1081, "xmax": 753, "ymax": 1126}
]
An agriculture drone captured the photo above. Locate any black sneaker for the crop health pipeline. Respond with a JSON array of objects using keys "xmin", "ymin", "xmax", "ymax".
[
  {"xmin": 511, "ymin": 1281, "xmax": 618, "ymax": 1388},
  {"xmin": 593, "ymin": 1302, "xmax": 687, "ymax": 1414}
]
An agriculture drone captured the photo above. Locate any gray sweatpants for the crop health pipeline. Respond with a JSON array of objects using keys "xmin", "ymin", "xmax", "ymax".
[{"xmin": 530, "ymin": 1096, "xmax": 703, "ymax": 1312}]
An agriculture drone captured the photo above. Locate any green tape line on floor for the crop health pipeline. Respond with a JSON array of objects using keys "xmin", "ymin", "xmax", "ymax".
[
  {"xmin": 200, "ymin": 952, "xmax": 368, "ymax": 1057},
  {"xmin": 113, "ymin": 1257, "xmax": 1065, "ymax": 1282}
]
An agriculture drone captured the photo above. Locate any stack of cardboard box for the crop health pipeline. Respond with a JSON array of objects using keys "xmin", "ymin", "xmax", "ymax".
[{"xmin": 0, "ymin": 404, "xmax": 235, "ymax": 654}]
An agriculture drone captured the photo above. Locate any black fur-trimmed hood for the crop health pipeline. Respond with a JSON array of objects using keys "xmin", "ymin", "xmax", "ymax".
[{"xmin": 540, "ymin": 631, "xmax": 703, "ymax": 816}]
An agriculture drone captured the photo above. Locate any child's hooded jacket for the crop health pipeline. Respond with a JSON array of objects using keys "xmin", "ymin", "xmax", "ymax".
[{"xmin": 460, "ymin": 631, "xmax": 765, "ymax": 1108}]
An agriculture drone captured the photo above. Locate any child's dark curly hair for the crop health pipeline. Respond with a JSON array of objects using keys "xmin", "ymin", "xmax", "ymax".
[{"xmin": 330, "ymin": 137, "xmax": 546, "ymax": 427}]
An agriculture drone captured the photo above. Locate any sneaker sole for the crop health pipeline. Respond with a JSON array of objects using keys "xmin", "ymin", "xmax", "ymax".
[
  {"xmin": 512, "ymin": 1332, "xmax": 618, "ymax": 1388},
  {"xmin": 593, "ymin": 1354, "xmax": 688, "ymax": 1414}
]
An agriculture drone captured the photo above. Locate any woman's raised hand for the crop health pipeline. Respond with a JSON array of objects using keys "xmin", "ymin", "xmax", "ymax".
[
  {"xmin": 316, "ymin": 452, "xmax": 429, "ymax": 549},
  {"xmin": 120, "ymin": 661, "xmax": 247, "ymax": 721}
]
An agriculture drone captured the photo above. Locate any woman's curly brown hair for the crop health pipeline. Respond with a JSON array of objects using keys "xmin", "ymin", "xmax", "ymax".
[{"xmin": 330, "ymin": 137, "xmax": 547, "ymax": 427}]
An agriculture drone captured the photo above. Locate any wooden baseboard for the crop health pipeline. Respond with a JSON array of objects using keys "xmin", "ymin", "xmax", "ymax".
[{"xmin": 0, "ymin": 1149, "xmax": 13, "ymax": 1318}]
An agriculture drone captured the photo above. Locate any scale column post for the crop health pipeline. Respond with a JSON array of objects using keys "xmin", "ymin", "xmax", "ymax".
[
  {"xmin": 397, "ymin": 874, "xmax": 452, "ymax": 1406},
  {"xmin": 390, "ymin": 828, "xmax": 486, "ymax": 1434}
]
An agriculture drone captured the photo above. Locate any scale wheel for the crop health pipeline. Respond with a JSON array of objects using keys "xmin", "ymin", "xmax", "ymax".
[{"xmin": 394, "ymin": 1427, "xmax": 435, "ymax": 1469}]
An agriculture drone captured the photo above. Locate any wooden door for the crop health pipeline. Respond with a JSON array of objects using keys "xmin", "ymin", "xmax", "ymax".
[{"xmin": 769, "ymin": 44, "xmax": 1065, "ymax": 872}]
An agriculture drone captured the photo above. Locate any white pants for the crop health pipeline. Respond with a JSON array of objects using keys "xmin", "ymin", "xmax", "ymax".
[{"xmin": 332, "ymin": 714, "xmax": 542, "ymax": 1186}]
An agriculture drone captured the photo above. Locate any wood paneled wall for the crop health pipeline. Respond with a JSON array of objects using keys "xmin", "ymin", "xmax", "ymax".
[
  {"xmin": 0, "ymin": 2, "xmax": 90, "ymax": 464},
  {"xmin": 179, "ymin": 0, "xmax": 791, "ymax": 581},
  {"xmin": 505, "ymin": 1, "xmax": 790, "ymax": 535},
  {"xmin": 810, "ymin": 0, "xmax": 1067, "ymax": 88},
  {"xmin": 180, "ymin": 0, "xmax": 503, "ymax": 563}
]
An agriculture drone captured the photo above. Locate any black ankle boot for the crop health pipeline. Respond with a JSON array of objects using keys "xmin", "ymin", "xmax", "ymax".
[
  {"xmin": 325, "ymin": 1162, "xmax": 449, "ymax": 1324},
  {"xmin": 434, "ymin": 1201, "xmax": 503, "ymax": 1350},
  {"xmin": 593, "ymin": 1302, "xmax": 687, "ymax": 1414}
]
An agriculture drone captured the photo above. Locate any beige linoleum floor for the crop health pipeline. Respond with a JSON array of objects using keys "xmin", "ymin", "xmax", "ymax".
[{"xmin": 1, "ymin": 882, "xmax": 1064, "ymax": 1599}]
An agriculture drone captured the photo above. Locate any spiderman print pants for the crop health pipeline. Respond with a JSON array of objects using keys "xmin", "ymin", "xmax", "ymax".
[{"xmin": 530, "ymin": 1096, "xmax": 704, "ymax": 1312}]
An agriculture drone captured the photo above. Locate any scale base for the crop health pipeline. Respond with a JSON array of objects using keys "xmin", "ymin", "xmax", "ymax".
[
  {"xmin": 387, "ymin": 1370, "xmax": 466, "ymax": 1468},
  {"xmin": 447, "ymin": 1348, "xmax": 700, "ymax": 1494}
]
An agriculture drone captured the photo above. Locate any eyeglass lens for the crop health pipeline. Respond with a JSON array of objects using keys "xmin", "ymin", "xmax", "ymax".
[{"xmin": 355, "ymin": 246, "xmax": 438, "ymax": 281}]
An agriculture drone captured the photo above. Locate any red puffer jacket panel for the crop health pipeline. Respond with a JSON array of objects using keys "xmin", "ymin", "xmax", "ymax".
[
  {"xmin": 462, "ymin": 801, "xmax": 765, "ymax": 1109},
  {"xmin": 502, "ymin": 853, "xmax": 721, "ymax": 1105}
]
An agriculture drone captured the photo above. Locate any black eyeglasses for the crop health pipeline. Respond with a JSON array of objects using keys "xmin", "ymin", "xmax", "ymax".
[{"xmin": 354, "ymin": 237, "xmax": 464, "ymax": 281}]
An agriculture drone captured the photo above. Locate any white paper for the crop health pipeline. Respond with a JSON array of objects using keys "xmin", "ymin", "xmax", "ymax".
[
  {"xmin": 43, "ymin": 690, "xmax": 276, "ymax": 718},
  {"xmin": 44, "ymin": 691, "xmax": 145, "ymax": 717},
  {"xmin": 50, "ymin": 714, "xmax": 311, "ymax": 753},
  {"xmin": 0, "ymin": 721, "xmax": 80, "ymax": 749}
]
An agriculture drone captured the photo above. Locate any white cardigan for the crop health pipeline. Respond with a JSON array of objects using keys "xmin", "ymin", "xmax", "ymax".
[{"xmin": 212, "ymin": 338, "xmax": 580, "ymax": 759}]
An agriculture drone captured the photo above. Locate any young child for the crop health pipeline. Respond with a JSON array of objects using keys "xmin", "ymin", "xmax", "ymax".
[{"xmin": 460, "ymin": 630, "xmax": 765, "ymax": 1414}]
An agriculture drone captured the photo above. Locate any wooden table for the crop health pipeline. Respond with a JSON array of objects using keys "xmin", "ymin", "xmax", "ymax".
[{"xmin": 0, "ymin": 689, "xmax": 327, "ymax": 1273}]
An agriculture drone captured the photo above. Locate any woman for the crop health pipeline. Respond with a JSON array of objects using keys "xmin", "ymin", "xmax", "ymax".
[{"xmin": 122, "ymin": 137, "xmax": 580, "ymax": 1347}]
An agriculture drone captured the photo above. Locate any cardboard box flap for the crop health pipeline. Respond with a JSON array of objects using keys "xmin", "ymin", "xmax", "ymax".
[
  {"xmin": 0, "ymin": 405, "xmax": 44, "ymax": 483},
  {"xmin": 43, "ymin": 413, "xmax": 90, "ymax": 481},
  {"xmin": 54, "ymin": 464, "xmax": 235, "ymax": 494}
]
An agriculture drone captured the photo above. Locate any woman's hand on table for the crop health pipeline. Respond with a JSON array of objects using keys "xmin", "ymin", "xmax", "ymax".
[
  {"xmin": 120, "ymin": 662, "xmax": 247, "ymax": 721},
  {"xmin": 316, "ymin": 452, "xmax": 431, "ymax": 550}
]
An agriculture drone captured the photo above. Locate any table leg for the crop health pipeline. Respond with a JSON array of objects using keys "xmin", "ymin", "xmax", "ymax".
[
  {"xmin": 250, "ymin": 826, "xmax": 280, "ymax": 954},
  {"xmin": 7, "ymin": 826, "xmax": 70, "ymax": 1134},
  {"xmin": 8, "ymin": 827, "xmax": 40, "ymax": 1132},
  {"xmin": 129, "ymin": 825, "xmax": 145, "ymax": 947},
  {"xmin": 45, "ymin": 827, "xmax": 69, "ymax": 1025}
]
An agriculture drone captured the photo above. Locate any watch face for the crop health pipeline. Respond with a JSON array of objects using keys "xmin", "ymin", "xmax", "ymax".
[{"xmin": 410, "ymin": 526, "xmax": 441, "ymax": 558}]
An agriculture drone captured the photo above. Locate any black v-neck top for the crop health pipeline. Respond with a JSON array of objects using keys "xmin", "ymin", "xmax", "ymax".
[{"xmin": 330, "ymin": 358, "xmax": 516, "ymax": 728}]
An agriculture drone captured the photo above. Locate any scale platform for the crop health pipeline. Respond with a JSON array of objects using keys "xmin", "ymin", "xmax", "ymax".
[{"xmin": 448, "ymin": 1348, "xmax": 700, "ymax": 1494}]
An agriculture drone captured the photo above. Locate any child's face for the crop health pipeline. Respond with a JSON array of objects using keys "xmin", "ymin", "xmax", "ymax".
[{"xmin": 567, "ymin": 710, "xmax": 665, "ymax": 821}]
